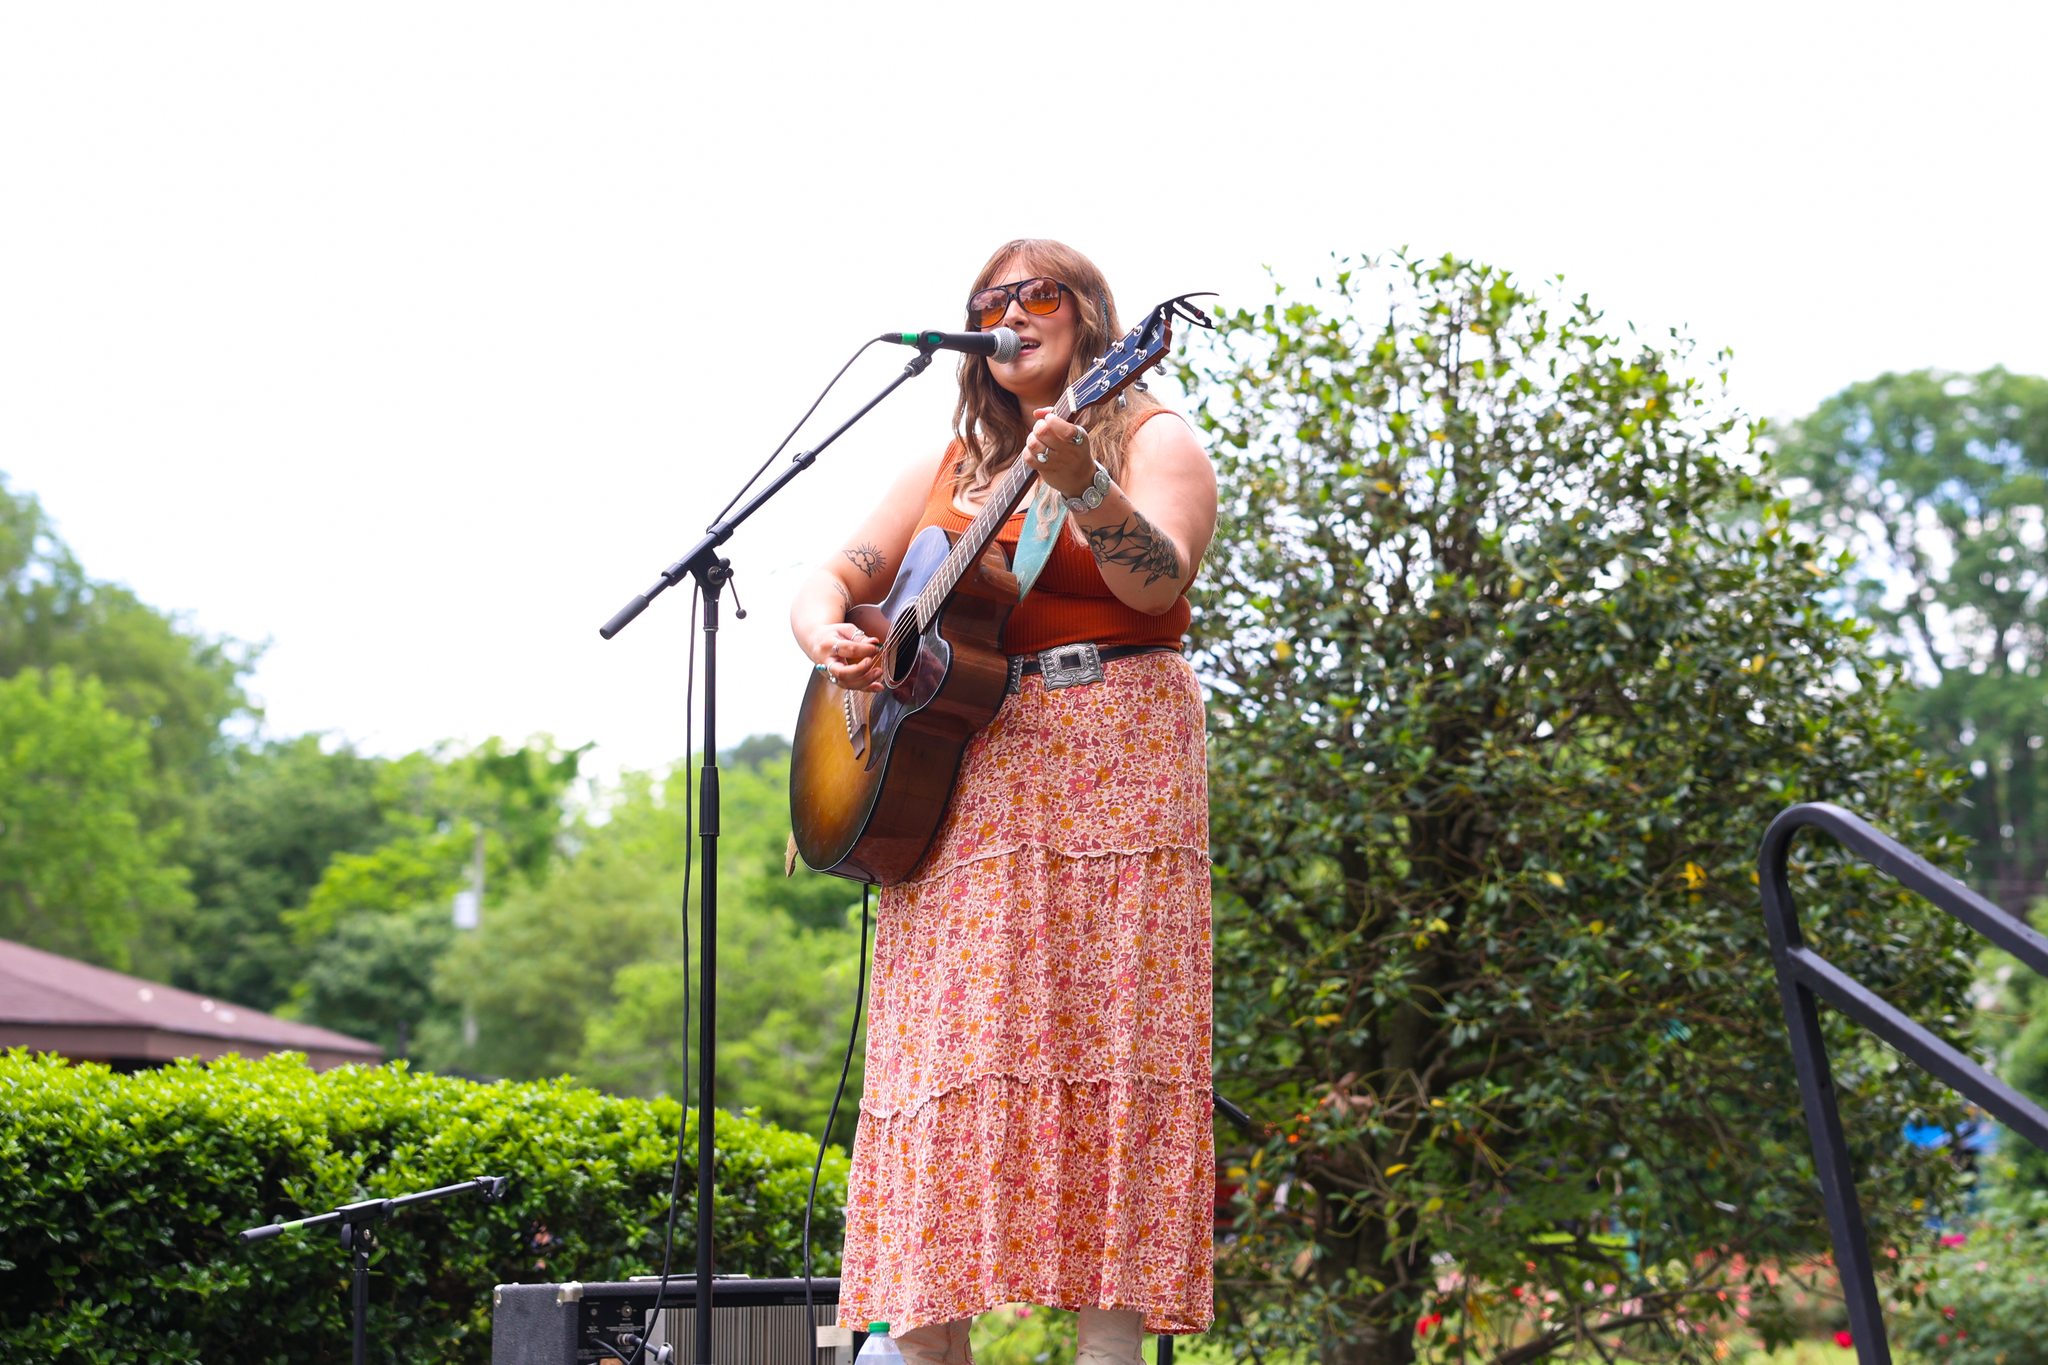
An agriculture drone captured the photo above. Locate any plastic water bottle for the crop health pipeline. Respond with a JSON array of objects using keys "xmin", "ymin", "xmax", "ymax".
[{"xmin": 854, "ymin": 1321, "xmax": 904, "ymax": 1361}]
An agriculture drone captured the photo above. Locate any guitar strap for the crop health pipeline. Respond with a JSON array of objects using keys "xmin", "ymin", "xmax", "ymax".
[
  {"xmin": 1011, "ymin": 395, "xmax": 1155, "ymax": 599},
  {"xmin": 1011, "ymin": 292, "xmax": 1120, "ymax": 598},
  {"xmin": 1011, "ymin": 492, "xmax": 1066, "ymax": 600}
]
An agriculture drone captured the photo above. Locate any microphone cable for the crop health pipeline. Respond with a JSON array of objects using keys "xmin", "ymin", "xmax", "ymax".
[
  {"xmin": 802, "ymin": 881, "xmax": 873, "ymax": 1342},
  {"xmin": 629, "ymin": 326, "xmax": 921, "ymax": 1359},
  {"xmin": 706, "ymin": 337, "xmax": 891, "ymax": 530},
  {"xmin": 624, "ymin": 581, "xmax": 701, "ymax": 1365}
]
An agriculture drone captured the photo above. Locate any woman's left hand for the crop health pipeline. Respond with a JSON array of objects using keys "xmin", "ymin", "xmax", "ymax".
[{"xmin": 1025, "ymin": 407, "xmax": 1094, "ymax": 496}]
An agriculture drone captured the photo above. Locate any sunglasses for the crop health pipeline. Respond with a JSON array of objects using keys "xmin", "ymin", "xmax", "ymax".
[{"xmin": 967, "ymin": 276, "xmax": 1071, "ymax": 331}]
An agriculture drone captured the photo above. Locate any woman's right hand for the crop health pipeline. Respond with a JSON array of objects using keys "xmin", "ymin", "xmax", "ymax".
[{"xmin": 808, "ymin": 621, "xmax": 885, "ymax": 692}]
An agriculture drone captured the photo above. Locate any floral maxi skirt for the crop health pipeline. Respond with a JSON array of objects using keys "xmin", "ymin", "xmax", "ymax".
[{"xmin": 836, "ymin": 651, "xmax": 1214, "ymax": 1336}]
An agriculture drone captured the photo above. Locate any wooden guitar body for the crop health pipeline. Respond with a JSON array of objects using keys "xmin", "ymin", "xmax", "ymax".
[{"xmin": 789, "ymin": 524, "xmax": 1019, "ymax": 885}]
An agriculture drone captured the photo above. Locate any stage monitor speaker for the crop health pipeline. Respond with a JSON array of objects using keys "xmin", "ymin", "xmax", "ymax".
[{"xmin": 491, "ymin": 1276, "xmax": 847, "ymax": 1365}]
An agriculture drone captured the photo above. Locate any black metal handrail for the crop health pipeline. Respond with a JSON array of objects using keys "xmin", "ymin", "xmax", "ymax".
[{"xmin": 1759, "ymin": 801, "xmax": 2048, "ymax": 1365}]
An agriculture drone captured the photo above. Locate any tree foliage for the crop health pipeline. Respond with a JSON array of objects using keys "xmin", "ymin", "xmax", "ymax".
[
  {"xmin": 428, "ymin": 752, "xmax": 870, "ymax": 1141},
  {"xmin": 0, "ymin": 668, "xmax": 192, "ymax": 972},
  {"xmin": 1174, "ymin": 254, "xmax": 1975, "ymax": 1365},
  {"xmin": 286, "ymin": 736, "xmax": 587, "ymax": 945},
  {"xmin": 291, "ymin": 904, "xmax": 458, "ymax": 1060},
  {"xmin": 0, "ymin": 473, "xmax": 255, "ymax": 976},
  {"xmin": 1774, "ymin": 368, "xmax": 2048, "ymax": 909},
  {"xmin": 173, "ymin": 736, "xmax": 391, "ymax": 1010},
  {"xmin": 0, "ymin": 473, "xmax": 254, "ymax": 809},
  {"xmin": 1975, "ymin": 902, "xmax": 2048, "ymax": 1199}
]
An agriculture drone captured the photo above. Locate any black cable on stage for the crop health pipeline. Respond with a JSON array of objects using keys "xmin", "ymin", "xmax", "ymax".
[
  {"xmin": 624, "ymin": 582, "xmax": 702, "ymax": 1365},
  {"xmin": 803, "ymin": 882, "xmax": 873, "ymax": 1340},
  {"xmin": 620, "ymin": 332, "xmax": 900, "ymax": 1361}
]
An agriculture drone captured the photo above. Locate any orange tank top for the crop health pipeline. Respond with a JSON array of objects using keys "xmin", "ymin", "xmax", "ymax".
[{"xmin": 913, "ymin": 409, "xmax": 1193, "ymax": 656}]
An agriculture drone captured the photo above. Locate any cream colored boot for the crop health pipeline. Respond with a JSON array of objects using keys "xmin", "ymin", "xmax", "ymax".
[
  {"xmin": 1075, "ymin": 1307, "xmax": 1144, "ymax": 1365},
  {"xmin": 891, "ymin": 1317, "xmax": 973, "ymax": 1365}
]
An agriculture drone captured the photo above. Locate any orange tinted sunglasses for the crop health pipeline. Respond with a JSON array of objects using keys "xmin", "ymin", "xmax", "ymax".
[{"xmin": 967, "ymin": 276, "xmax": 1071, "ymax": 330}]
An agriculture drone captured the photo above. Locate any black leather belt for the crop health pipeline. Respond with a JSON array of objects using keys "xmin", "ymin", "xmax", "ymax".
[{"xmin": 1005, "ymin": 642, "xmax": 1180, "ymax": 694}]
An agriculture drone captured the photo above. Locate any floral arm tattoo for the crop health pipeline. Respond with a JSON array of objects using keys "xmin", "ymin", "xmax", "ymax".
[
  {"xmin": 1082, "ymin": 512, "xmax": 1182, "ymax": 587},
  {"xmin": 844, "ymin": 543, "xmax": 886, "ymax": 579}
]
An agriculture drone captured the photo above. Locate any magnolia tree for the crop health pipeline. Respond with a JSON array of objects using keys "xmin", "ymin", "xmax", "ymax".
[{"xmin": 1174, "ymin": 255, "xmax": 1976, "ymax": 1365}]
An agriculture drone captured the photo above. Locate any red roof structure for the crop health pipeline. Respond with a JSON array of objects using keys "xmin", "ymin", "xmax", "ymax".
[{"xmin": 0, "ymin": 937, "xmax": 382, "ymax": 1071}]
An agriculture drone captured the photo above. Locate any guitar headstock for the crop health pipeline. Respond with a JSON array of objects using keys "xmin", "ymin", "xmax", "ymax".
[{"xmin": 1068, "ymin": 293, "xmax": 1217, "ymax": 416}]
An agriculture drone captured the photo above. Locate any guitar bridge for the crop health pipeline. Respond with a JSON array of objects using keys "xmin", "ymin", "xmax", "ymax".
[{"xmin": 842, "ymin": 688, "xmax": 868, "ymax": 759}]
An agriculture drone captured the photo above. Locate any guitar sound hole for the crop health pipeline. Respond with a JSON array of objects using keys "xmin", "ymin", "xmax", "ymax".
[{"xmin": 887, "ymin": 631, "xmax": 919, "ymax": 688}]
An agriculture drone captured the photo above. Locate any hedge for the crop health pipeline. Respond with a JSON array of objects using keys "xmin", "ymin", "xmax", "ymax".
[{"xmin": 0, "ymin": 1050, "xmax": 848, "ymax": 1364}]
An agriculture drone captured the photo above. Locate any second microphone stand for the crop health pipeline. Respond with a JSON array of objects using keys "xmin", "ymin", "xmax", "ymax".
[{"xmin": 238, "ymin": 1175, "xmax": 508, "ymax": 1365}]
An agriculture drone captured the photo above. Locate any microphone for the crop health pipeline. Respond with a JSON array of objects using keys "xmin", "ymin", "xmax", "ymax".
[{"xmin": 881, "ymin": 327, "xmax": 1020, "ymax": 362}]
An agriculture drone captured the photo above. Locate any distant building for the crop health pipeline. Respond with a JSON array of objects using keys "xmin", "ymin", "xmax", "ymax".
[{"xmin": 0, "ymin": 937, "xmax": 381, "ymax": 1071}]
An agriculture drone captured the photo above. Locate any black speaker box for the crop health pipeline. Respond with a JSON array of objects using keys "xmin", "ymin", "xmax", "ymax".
[{"xmin": 490, "ymin": 1276, "xmax": 847, "ymax": 1364}]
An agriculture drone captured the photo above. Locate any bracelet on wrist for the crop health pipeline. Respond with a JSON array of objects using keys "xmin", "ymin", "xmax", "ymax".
[{"xmin": 1063, "ymin": 462, "xmax": 1112, "ymax": 514}]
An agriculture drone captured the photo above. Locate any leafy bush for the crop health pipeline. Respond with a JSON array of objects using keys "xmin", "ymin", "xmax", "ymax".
[
  {"xmin": 1895, "ymin": 1200, "xmax": 2048, "ymax": 1364},
  {"xmin": 1973, "ymin": 902, "xmax": 2048, "ymax": 1201},
  {"xmin": 0, "ymin": 1050, "xmax": 846, "ymax": 1364},
  {"xmin": 1174, "ymin": 253, "xmax": 1975, "ymax": 1364}
]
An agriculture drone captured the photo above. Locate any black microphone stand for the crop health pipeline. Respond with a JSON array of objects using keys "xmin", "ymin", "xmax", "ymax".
[
  {"xmin": 238, "ymin": 1175, "xmax": 508, "ymax": 1365},
  {"xmin": 598, "ymin": 342, "xmax": 941, "ymax": 1365}
]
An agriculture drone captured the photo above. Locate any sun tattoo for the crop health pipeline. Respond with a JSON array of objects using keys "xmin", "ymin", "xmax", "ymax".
[
  {"xmin": 845, "ymin": 543, "xmax": 886, "ymax": 579},
  {"xmin": 1083, "ymin": 513, "xmax": 1182, "ymax": 587}
]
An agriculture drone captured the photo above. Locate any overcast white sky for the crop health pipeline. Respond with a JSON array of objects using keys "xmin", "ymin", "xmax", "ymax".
[{"xmin": 4, "ymin": 3, "xmax": 2044, "ymax": 781}]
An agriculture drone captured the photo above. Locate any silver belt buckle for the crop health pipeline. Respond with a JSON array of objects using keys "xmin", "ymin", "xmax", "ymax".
[{"xmin": 1039, "ymin": 641, "xmax": 1104, "ymax": 690}]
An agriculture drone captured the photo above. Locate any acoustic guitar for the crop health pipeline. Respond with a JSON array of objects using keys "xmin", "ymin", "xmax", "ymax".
[{"xmin": 788, "ymin": 294, "xmax": 1215, "ymax": 885}]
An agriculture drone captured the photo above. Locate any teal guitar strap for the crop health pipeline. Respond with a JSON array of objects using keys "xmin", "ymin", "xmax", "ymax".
[{"xmin": 1011, "ymin": 491, "xmax": 1066, "ymax": 600}]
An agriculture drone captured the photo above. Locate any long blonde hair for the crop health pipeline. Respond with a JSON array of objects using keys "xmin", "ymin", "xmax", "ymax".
[{"xmin": 951, "ymin": 239, "xmax": 1162, "ymax": 504}]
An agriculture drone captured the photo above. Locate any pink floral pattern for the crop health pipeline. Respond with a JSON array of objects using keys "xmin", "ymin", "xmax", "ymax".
[{"xmin": 837, "ymin": 652, "xmax": 1214, "ymax": 1336}]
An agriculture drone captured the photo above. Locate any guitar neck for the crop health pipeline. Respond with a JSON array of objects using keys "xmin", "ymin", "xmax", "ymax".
[{"xmin": 912, "ymin": 388, "xmax": 1079, "ymax": 628}]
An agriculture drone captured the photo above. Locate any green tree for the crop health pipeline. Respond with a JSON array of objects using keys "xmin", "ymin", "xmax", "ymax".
[
  {"xmin": 1174, "ymin": 254, "xmax": 1974, "ymax": 1365},
  {"xmin": 428, "ymin": 748, "xmax": 869, "ymax": 1138},
  {"xmin": 271, "ymin": 736, "xmax": 587, "ymax": 1056},
  {"xmin": 290, "ymin": 903, "xmax": 458, "ymax": 1058},
  {"xmin": 173, "ymin": 735, "xmax": 391, "ymax": 1010},
  {"xmin": 0, "ymin": 667, "xmax": 192, "ymax": 970},
  {"xmin": 286, "ymin": 735, "xmax": 587, "ymax": 943},
  {"xmin": 0, "ymin": 473, "xmax": 254, "ymax": 811},
  {"xmin": 717, "ymin": 734, "xmax": 858, "ymax": 934},
  {"xmin": 575, "ymin": 900, "xmax": 867, "ymax": 1147},
  {"xmin": 1775, "ymin": 369, "xmax": 2048, "ymax": 908},
  {"xmin": 417, "ymin": 771, "xmax": 679, "ymax": 1080},
  {"xmin": 1976, "ymin": 902, "xmax": 2048, "ymax": 1198}
]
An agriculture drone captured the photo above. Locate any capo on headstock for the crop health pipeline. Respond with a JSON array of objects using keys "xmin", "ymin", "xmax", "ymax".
[
  {"xmin": 1163, "ymin": 292, "xmax": 1220, "ymax": 331},
  {"xmin": 1065, "ymin": 292, "xmax": 1221, "ymax": 412}
]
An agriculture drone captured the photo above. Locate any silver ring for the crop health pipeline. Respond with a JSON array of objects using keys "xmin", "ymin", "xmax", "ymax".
[
  {"xmin": 1035, "ymin": 449, "xmax": 1049, "ymax": 464},
  {"xmin": 1069, "ymin": 431, "xmax": 1085, "ymax": 446}
]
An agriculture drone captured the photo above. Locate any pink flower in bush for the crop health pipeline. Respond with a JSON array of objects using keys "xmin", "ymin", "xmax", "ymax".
[
  {"xmin": 1834, "ymin": 1329, "xmax": 1854, "ymax": 1348},
  {"xmin": 1940, "ymin": 1233, "xmax": 1967, "ymax": 1248}
]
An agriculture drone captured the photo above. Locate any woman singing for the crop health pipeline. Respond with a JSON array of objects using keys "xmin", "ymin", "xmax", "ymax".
[{"xmin": 788, "ymin": 239, "xmax": 1216, "ymax": 1365}]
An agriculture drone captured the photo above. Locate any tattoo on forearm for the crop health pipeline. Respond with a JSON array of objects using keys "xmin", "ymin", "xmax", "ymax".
[
  {"xmin": 1083, "ymin": 512, "xmax": 1182, "ymax": 587},
  {"xmin": 845, "ymin": 543, "xmax": 886, "ymax": 578}
]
